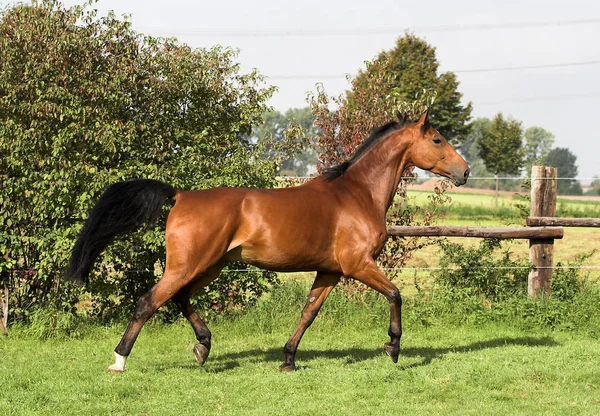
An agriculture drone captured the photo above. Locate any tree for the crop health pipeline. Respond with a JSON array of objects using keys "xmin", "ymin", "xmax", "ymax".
[
  {"xmin": 478, "ymin": 113, "xmax": 525, "ymax": 197},
  {"xmin": 459, "ymin": 118, "xmax": 520, "ymax": 192},
  {"xmin": 254, "ymin": 107, "xmax": 319, "ymax": 176},
  {"xmin": 543, "ymin": 148, "xmax": 583, "ymax": 195},
  {"xmin": 308, "ymin": 38, "xmax": 464, "ymax": 278},
  {"xmin": 350, "ymin": 33, "xmax": 472, "ymax": 143},
  {"xmin": 459, "ymin": 118, "xmax": 490, "ymax": 165},
  {"xmin": 0, "ymin": 1, "xmax": 289, "ymax": 319},
  {"xmin": 590, "ymin": 176, "xmax": 600, "ymax": 196},
  {"xmin": 524, "ymin": 126, "xmax": 555, "ymax": 169}
]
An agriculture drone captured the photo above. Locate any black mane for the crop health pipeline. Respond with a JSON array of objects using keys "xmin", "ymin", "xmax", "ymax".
[{"xmin": 323, "ymin": 113, "xmax": 414, "ymax": 180}]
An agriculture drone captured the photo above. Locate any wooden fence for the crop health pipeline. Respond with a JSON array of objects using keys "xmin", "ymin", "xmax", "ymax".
[{"xmin": 387, "ymin": 166, "xmax": 600, "ymax": 297}]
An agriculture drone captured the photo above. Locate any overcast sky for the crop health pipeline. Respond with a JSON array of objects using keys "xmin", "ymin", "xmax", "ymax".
[{"xmin": 6, "ymin": 0, "xmax": 600, "ymax": 183}]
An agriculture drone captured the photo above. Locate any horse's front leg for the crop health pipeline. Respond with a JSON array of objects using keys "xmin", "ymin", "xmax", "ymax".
[
  {"xmin": 280, "ymin": 272, "xmax": 341, "ymax": 371},
  {"xmin": 346, "ymin": 259, "xmax": 402, "ymax": 363}
]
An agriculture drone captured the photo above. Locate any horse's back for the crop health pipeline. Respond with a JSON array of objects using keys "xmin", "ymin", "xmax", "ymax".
[{"xmin": 166, "ymin": 182, "xmax": 343, "ymax": 273}]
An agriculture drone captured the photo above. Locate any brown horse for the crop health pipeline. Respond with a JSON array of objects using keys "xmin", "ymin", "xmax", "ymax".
[{"xmin": 66, "ymin": 110, "xmax": 469, "ymax": 372}]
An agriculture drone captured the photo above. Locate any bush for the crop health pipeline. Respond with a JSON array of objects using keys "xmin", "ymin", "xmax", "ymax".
[
  {"xmin": 0, "ymin": 0, "xmax": 289, "ymax": 321},
  {"xmin": 434, "ymin": 238, "xmax": 529, "ymax": 301},
  {"xmin": 419, "ymin": 239, "xmax": 600, "ymax": 333}
]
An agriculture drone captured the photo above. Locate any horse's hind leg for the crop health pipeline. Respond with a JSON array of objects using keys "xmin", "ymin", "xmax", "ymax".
[
  {"xmin": 280, "ymin": 272, "xmax": 341, "ymax": 372},
  {"xmin": 172, "ymin": 265, "xmax": 223, "ymax": 366},
  {"xmin": 108, "ymin": 270, "xmax": 195, "ymax": 373},
  {"xmin": 173, "ymin": 295, "xmax": 211, "ymax": 365}
]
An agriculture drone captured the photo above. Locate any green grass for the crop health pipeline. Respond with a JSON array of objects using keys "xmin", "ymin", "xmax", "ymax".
[
  {"xmin": 4, "ymin": 190, "xmax": 600, "ymax": 415},
  {"xmin": 3, "ymin": 280, "xmax": 600, "ymax": 416}
]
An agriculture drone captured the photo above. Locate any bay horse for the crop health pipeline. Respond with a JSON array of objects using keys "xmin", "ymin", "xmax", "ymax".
[{"xmin": 66, "ymin": 110, "xmax": 469, "ymax": 372}]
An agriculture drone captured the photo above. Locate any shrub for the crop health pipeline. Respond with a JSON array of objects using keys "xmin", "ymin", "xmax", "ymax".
[
  {"xmin": 434, "ymin": 238, "xmax": 529, "ymax": 301},
  {"xmin": 0, "ymin": 0, "xmax": 289, "ymax": 321}
]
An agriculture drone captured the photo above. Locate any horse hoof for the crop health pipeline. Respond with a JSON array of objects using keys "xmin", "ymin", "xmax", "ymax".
[
  {"xmin": 107, "ymin": 364, "xmax": 124, "ymax": 373},
  {"xmin": 279, "ymin": 363, "xmax": 297, "ymax": 372},
  {"xmin": 108, "ymin": 352, "xmax": 126, "ymax": 373},
  {"xmin": 193, "ymin": 343, "xmax": 210, "ymax": 366},
  {"xmin": 384, "ymin": 342, "xmax": 399, "ymax": 364}
]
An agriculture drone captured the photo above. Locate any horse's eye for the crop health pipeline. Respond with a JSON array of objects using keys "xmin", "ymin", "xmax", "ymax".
[{"xmin": 433, "ymin": 137, "xmax": 442, "ymax": 144}]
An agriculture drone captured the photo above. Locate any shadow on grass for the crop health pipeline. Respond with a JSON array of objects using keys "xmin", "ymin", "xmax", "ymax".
[{"xmin": 203, "ymin": 335, "xmax": 559, "ymax": 372}]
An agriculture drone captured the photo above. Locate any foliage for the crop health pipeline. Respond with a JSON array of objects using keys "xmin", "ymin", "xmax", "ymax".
[
  {"xmin": 477, "ymin": 113, "xmax": 525, "ymax": 177},
  {"xmin": 477, "ymin": 113, "xmax": 525, "ymax": 198},
  {"xmin": 460, "ymin": 117, "xmax": 521, "ymax": 191},
  {"xmin": 308, "ymin": 39, "xmax": 467, "ymax": 278},
  {"xmin": 254, "ymin": 107, "xmax": 319, "ymax": 176},
  {"xmin": 350, "ymin": 32, "xmax": 473, "ymax": 142},
  {"xmin": 434, "ymin": 238, "xmax": 529, "ymax": 301},
  {"xmin": 523, "ymin": 126, "xmax": 555, "ymax": 170},
  {"xmin": 543, "ymin": 147, "xmax": 583, "ymax": 195},
  {"xmin": 550, "ymin": 251, "xmax": 595, "ymax": 302},
  {"xmin": 0, "ymin": 0, "xmax": 288, "ymax": 321}
]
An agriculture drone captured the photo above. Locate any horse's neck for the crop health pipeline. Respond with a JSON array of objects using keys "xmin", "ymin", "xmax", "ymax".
[{"xmin": 340, "ymin": 136, "xmax": 412, "ymax": 218}]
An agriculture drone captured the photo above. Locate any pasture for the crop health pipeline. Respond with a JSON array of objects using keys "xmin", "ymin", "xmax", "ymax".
[
  {"xmin": 3, "ymin": 187, "xmax": 600, "ymax": 415},
  {"xmin": 2, "ymin": 281, "xmax": 600, "ymax": 416}
]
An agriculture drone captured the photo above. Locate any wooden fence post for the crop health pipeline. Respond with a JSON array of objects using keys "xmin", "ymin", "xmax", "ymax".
[
  {"xmin": 528, "ymin": 166, "xmax": 557, "ymax": 296},
  {"xmin": 0, "ymin": 284, "xmax": 7, "ymax": 336}
]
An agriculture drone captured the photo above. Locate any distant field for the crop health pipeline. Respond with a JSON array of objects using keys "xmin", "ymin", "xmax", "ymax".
[
  {"xmin": 404, "ymin": 189, "xmax": 600, "ymax": 223},
  {"xmin": 395, "ymin": 189, "xmax": 600, "ymax": 290}
]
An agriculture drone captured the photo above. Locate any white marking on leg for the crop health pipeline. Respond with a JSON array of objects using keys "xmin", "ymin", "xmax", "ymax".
[{"xmin": 108, "ymin": 351, "xmax": 127, "ymax": 373}]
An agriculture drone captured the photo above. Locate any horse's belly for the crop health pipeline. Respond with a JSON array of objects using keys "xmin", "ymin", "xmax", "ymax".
[{"xmin": 226, "ymin": 245, "xmax": 338, "ymax": 273}]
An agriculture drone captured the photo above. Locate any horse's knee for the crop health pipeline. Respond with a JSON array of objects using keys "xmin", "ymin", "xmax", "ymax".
[
  {"xmin": 133, "ymin": 293, "xmax": 156, "ymax": 321},
  {"xmin": 389, "ymin": 288, "xmax": 402, "ymax": 306}
]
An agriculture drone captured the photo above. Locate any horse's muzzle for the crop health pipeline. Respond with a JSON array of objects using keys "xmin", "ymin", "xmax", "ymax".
[{"xmin": 453, "ymin": 168, "xmax": 470, "ymax": 186}]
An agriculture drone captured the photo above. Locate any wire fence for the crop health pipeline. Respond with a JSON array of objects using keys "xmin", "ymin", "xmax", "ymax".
[
  {"xmin": 4, "ymin": 264, "xmax": 600, "ymax": 276},
  {"xmin": 2, "ymin": 174, "xmax": 599, "ymax": 276},
  {"xmin": 277, "ymin": 176, "xmax": 598, "ymax": 181}
]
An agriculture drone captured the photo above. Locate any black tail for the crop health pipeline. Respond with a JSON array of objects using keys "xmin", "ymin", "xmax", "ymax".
[{"xmin": 65, "ymin": 179, "xmax": 176, "ymax": 285}]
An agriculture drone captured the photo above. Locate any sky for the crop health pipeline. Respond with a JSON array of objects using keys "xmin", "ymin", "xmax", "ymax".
[{"xmin": 6, "ymin": 0, "xmax": 600, "ymax": 183}]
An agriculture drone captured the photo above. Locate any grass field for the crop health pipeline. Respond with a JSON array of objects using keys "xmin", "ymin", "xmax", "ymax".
[
  {"xmin": 3, "ymin": 285, "xmax": 600, "ymax": 416},
  {"xmin": 3, "ymin": 188, "xmax": 600, "ymax": 415}
]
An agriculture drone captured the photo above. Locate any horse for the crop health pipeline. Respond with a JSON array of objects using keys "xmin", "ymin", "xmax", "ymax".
[{"xmin": 66, "ymin": 109, "xmax": 469, "ymax": 373}]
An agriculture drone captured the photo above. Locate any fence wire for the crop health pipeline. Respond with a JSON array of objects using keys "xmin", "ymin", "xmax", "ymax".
[
  {"xmin": 5, "ymin": 265, "xmax": 600, "ymax": 275},
  {"xmin": 3, "ymin": 174, "xmax": 599, "ymax": 276},
  {"xmin": 278, "ymin": 176, "xmax": 598, "ymax": 181}
]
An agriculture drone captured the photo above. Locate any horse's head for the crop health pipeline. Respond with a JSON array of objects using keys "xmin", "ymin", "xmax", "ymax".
[{"xmin": 407, "ymin": 109, "xmax": 470, "ymax": 186}]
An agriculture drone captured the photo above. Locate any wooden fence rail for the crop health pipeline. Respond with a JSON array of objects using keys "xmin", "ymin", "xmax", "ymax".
[
  {"xmin": 526, "ymin": 217, "xmax": 600, "ymax": 227},
  {"xmin": 387, "ymin": 225, "xmax": 563, "ymax": 240}
]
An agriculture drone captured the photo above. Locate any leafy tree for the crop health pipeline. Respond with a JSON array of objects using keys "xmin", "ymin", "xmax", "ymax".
[
  {"xmin": 309, "ymin": 47, "xmax": 457, "ymax": 279},
  {"xmin": 590, "ymin": 176, "xmax": 600, "ymax": 196},
  {"xmin": 350, "ymin": 33, "xmax": 472, "ymax": 143},
  {"xmin": 254, "ymin": 107, "xmax": 319, "ymax": 176},
  {"xmin": 459, "ymin": 118, "xmax": 490, "ymax": 165},
  {"xmin": 477, "ymin": 113, "xmax": 525, "ymax": 197},
  {"xmin": 460, "ymin": 118, "xmax": 520, "ymax": 192},
  {"xmin": 0, "ymin": 0, "xmax": 289, "ymax": 320},
  {"xmin": 524, "ymin": 126, "xmax": 555, "ymax": 169},
  {"xmin": 543, "ymin": 148, "xmax": 583, "ymax": 195}
]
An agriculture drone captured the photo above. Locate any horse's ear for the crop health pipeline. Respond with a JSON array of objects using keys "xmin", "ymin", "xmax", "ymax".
[
  {"xmin": 396, "ymin": 111, "xmax": 406, "ymax": 123},
  {"xmin": 417, "ymin": 108, "xmax": 430, "ymax": 132}
]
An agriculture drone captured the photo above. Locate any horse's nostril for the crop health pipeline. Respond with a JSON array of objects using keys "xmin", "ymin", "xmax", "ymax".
[{"xmin": 464, "ymin": 169, "xmax": 470, "ymax": 179}]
